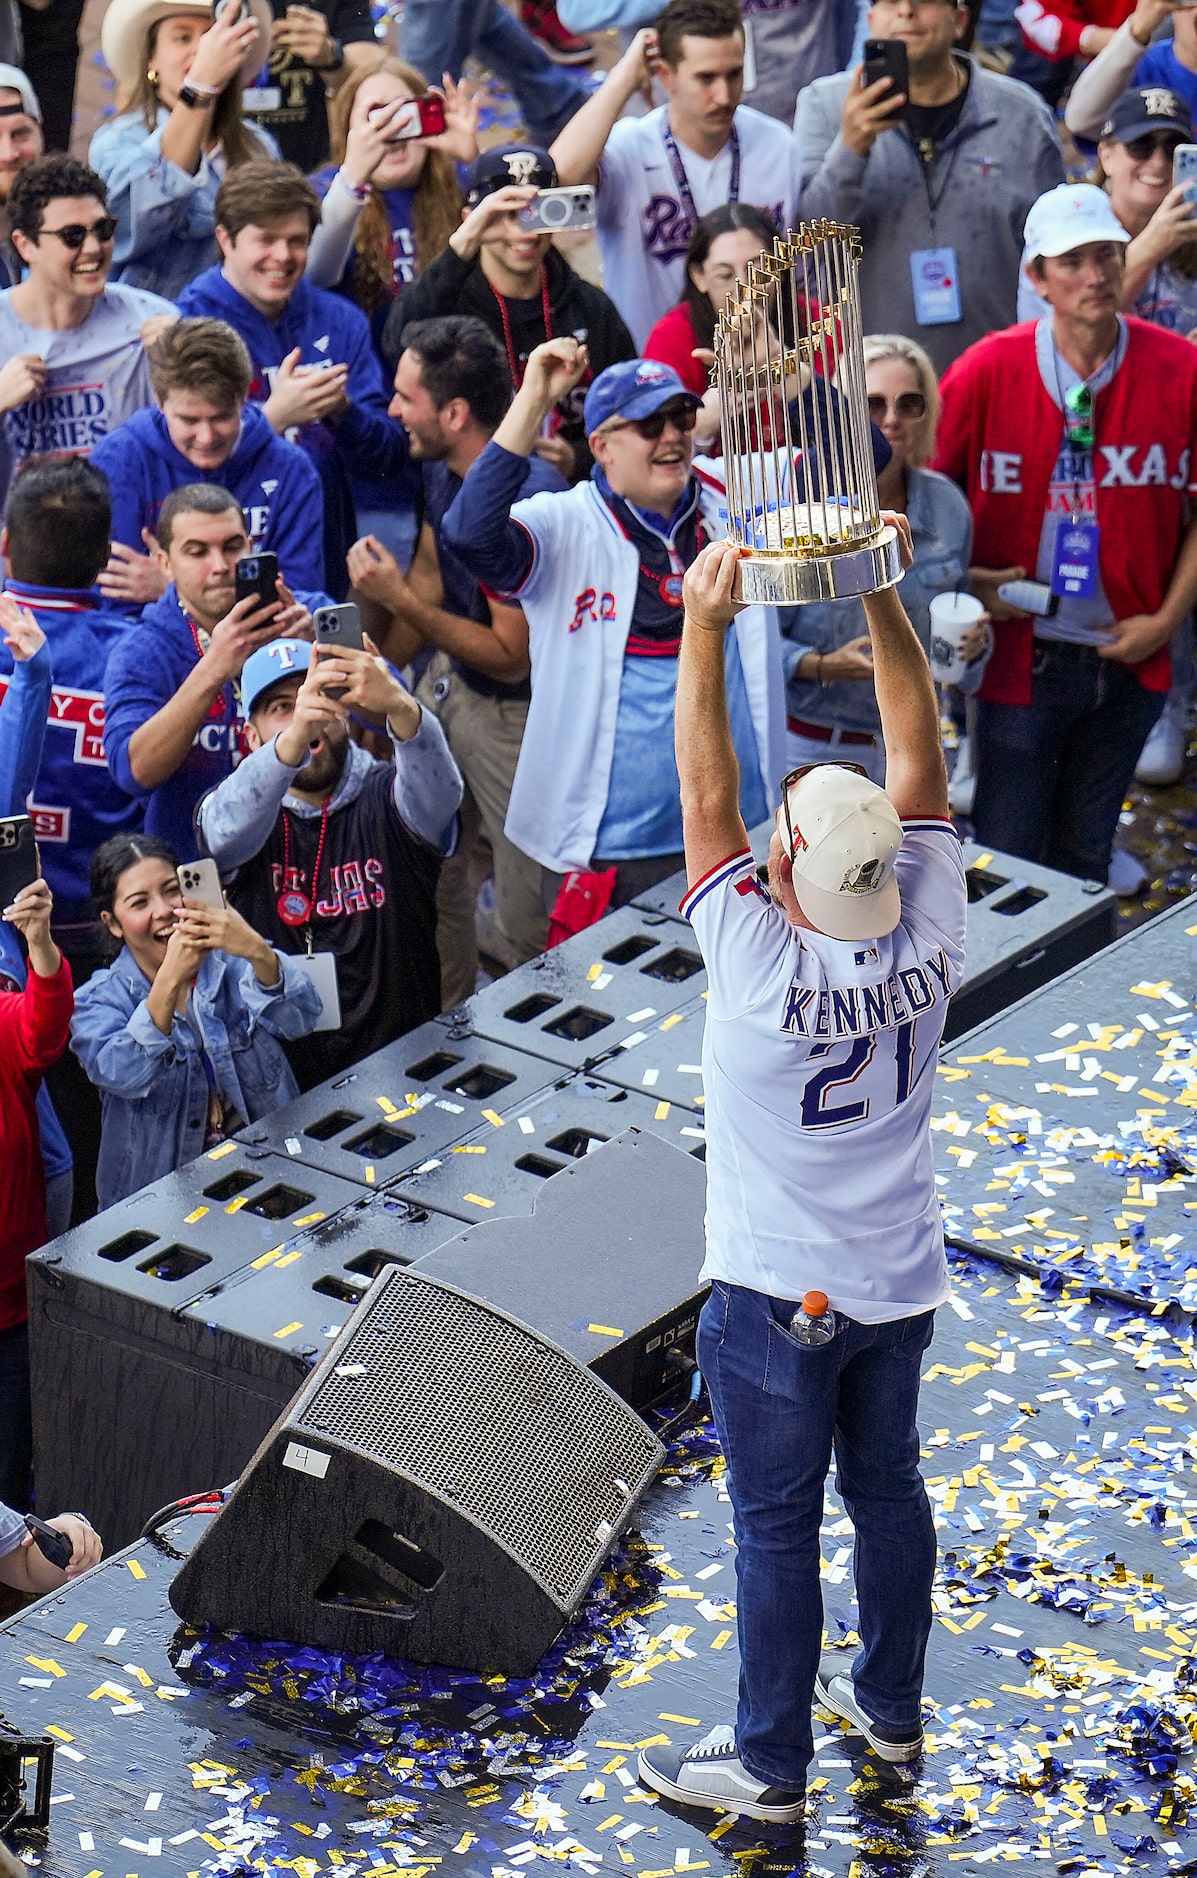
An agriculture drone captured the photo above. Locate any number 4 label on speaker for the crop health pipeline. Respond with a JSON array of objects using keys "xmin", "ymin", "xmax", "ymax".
[{"xmin": 283, "ymin": 1441, "xmax": 331, "ymax": 1480}]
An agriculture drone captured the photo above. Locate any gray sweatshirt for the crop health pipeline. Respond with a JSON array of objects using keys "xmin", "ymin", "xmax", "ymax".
[
  {"xmin": 795, "ymin": 57, "xmax": 1064, "ymax": 374},
  {"xmin": 197, "ymin": 709, "xmax": 462, "ymax": 871}
]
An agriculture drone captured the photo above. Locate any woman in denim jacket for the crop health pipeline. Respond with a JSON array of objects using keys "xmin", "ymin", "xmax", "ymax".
[
  {"xmin": 70, "ymin": 834, "xmax": 321, "ymax": 1210},
  {"xmin": 782, "ymin": 333, "xmax": 986, "ymax": 786}
]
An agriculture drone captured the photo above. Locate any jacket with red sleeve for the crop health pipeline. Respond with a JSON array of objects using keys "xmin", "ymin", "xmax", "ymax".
[
  {"xmin": 0, "ymin": 958, "xmax": 74, "ymax": 1329},
  {"xmin": 931, "ymin": 317, "xmax": 1197, "ymax": 706},
  {"xmin": 1015, "ymin": 0, "xmax": 1134, "ymax": 61}
]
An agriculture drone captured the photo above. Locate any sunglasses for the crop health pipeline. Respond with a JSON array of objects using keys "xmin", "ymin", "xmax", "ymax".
[
  {"xmin": 780, "ymin": 760, "xmax": 869, "ymax": 860},
  {"xmin": 39, "ymin": 216, "xmax": 118, "ymax": 250},
  {"xmin": 606, "ymin": 404, "xmax": 698, "ymax": 441},
  {"xmin": 1062, "ymin": 381, "xmax": 1094, "ymax": 448},
  {"xmin": 1122, "ymin": 132, "xmax": 1184, "ymax": 162},
  {"xmin": 867, "ymin": 392, "xmax": 926, "ymax": 422}
]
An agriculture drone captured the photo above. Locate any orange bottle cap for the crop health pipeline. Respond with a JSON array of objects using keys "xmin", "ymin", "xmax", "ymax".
[{"xmin": 802, "ymin": 1290, "xmax": 829, "ymax": 1316}]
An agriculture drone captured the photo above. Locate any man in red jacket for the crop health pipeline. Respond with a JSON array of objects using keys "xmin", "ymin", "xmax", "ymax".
[{"xmin": 934, "ymin": 181, "xmax": 1197, "ymax": 882}]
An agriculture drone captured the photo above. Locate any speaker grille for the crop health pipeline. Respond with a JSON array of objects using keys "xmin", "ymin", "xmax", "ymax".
[{"xmin": 298, "ymin": 1271, "xmax": 662, "ymax": 1607}]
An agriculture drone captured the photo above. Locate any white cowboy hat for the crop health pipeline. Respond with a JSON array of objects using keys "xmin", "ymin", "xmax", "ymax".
[{"xmin": 101, "ymin": 0, "xmax": 273, "ymax": 92}]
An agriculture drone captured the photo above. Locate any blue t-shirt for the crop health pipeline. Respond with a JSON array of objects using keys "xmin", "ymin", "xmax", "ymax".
[
  {"xmin": 595, "ymin": 636, "xmax": 767, "ymax": 859},
  {"xmin": 1136, "ymin": 42, "xmax": 1197, "ymax": 122}
]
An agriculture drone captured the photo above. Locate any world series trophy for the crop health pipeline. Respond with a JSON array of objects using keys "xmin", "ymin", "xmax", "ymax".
[{"xmin": 713, "ymin": 219, "xmax": 903, "ymax": 607}]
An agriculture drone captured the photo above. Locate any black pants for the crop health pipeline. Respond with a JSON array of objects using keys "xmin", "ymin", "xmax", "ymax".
[
  {"xmin": 19, "ymin": 0, "xmax": 86, "ymax": 150},
  {"xmin": 45, "ymin": 934, "xmax": 108, "ymax": 1225},
  {"xmin": 0, "ymin": 1322, "xmax": 31, "ymax": 1511}
]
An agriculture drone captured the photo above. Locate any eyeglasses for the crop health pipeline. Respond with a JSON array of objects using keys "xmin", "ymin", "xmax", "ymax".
[
  {"xmin": 780, "ymin": 759, "xmax": 869, "ymax": 860},
  {"xmin": 1062, "ymin": 381, "xmax": 1094, "ymax": 448},
  {"xmin": 867, "ymin": 391, "xmax": 926, "ymax": 422},
  {"xmin": 38, "ymin": 216, "xmax": 118, "ymax": 250},
  {"xmin": 606, "ymin": 404, "xmax": 698, "ymax": 441},
  {"xmin": 1122, "ymin": 132, "xmax": 1184, "ymax": 162}
]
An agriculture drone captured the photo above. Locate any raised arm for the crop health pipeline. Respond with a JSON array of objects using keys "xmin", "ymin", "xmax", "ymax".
[
  {"xmin": 866, "ymin": 518, "xmax": 947, "ymax": 820},
  {"xmin": 550, "ymin": 29, "xmax": 658, "ymax": 186},
  {"xmin": 676, "ymin": 540, "xmax": 750, "ymax": 887}
]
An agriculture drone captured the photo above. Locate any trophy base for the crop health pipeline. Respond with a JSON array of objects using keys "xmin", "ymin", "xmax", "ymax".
[{"xmin": 731, "ymin": 525, "xmax": 902, "ymax": 608}]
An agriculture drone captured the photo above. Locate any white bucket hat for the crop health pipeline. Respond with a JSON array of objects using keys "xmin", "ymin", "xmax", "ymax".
[
  {"xmin": 779, "ymin": 763, "xmax": 904, "ymax": 941},
  {"xmin": 101, "ymin": 0, "xmax": 272, "ymax": 92}
]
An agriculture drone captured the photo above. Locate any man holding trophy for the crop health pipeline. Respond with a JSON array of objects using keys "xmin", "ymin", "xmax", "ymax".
[{"xmin": 636, "ymin": 222, "xmax": 968, "ymax": 1820}]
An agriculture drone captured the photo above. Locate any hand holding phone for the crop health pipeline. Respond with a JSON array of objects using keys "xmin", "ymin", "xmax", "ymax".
[
  {"xmin": 178, "ymin": 858, "xmax": 225, "ymax": 910},
  {"xmin": 368, "ymin": 94, "xmax": 446, "ymax": 142},
  {"xmin": 23, "ymin": 1513, "xmax": 72, "ymax": 1571},
  {"xmin": 847, "ymin": 39, "xmax": 907, "ymax": 156},
  {"xmin": 0, "ymin": 814, "xmax": 39, "ymax": 910}
]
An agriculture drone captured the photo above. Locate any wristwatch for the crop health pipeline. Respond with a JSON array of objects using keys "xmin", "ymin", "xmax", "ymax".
[
  {"xmin": 177, "ymin": 82, "xmax": 217, "ymax": 108},
  {"xmin": 312, "ymin": 36, "xmax": 344, "ymax": 70}
]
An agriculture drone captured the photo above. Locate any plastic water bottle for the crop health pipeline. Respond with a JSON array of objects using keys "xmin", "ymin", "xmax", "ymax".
[{"xmin": 788, "ymin": 1290, "xmax": 838, "ymax": 1347}]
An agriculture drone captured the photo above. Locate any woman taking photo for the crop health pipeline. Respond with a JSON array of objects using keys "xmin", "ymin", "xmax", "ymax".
[
  {"xmin": 90, "ymin": 0, "xmax": 279, "ymax": 303},
  {"xmin": 307, "ymin": 54, "xmax": 477, "ymax": 356},
  {"xmin": 71, "ymin": 835, "xmax": 321, "ymax": 1211},
  {"xmin": 781, "ymin": 334, "xmax": 981, "ymax": 785}
]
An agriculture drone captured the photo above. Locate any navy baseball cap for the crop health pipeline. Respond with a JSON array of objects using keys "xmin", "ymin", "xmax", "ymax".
[
  {"xmin": 465, "ymin": 144, "xmax": 557, "ymax": 206},
  {"xmin": 242, "ymin": 637, "xmax": 312, "ymax": 715},
  {"xmin": 583, "ymin": 358, "xmax": 702, "ymax": 436},
  {"xmin": 1100, "ymin": 85, "xmax": 1191, "ymax": 144}
]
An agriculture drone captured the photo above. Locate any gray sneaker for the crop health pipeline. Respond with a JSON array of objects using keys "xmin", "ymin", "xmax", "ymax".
[
  {"xmin": 638, "ymin": 1724, "xmax": 806, "ymax": 1823},
  {"xmin": 814, "ymin": 1665, "xmax": 924, "ymax": 1763}
]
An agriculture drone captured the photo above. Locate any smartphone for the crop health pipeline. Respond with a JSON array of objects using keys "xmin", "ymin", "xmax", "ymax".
[
  {"xmin": 1175, "ymin": 143, "xmax": 1197, "ymax": 203},
  {"xmin": 234, "ymin": 551, "xmax": 280, "ymax": 610},
  {"xmin": 23, "ymin": 1514, "xmax": 71, "ymax": 1571},
  {"xmin": 178, "ymin": 858, "xmax": 224, "ymax": 910},
  {"xmin": 314, "ymin": 602, "xmax": 364, "ymax": 653},
  {"xmin": 863, "ymin": 37, "xmax": 909, "ymax": 109},
  {"xmin": 370, "ymin": 95, "xmax": 446, "ymax": 142},
  {"xmin": 517, "ymin": 185, "xmax": 597, "ymax": 233},
  {"xmin": 0, "ymin": 814, "xmax": 38, "ymax": 910}
]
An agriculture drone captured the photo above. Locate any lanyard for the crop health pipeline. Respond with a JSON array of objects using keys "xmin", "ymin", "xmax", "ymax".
[
  {"xmin": 661, "ymin": 120, "xmax": 740, "ymax": 245},
  {"xmin": 1050, "ymin": 349, "xmax": 1094, "ymax": 524},
  {"xmin": 277, "ymin": 796, "xmax": 330, "ymax": 945},
  {"xmin": 489, "ymin": 268, "xmax": 554, "ymax": 389},
  {"xmin": 607, "ymin": 502, "xmax": 705, "ymax": 606}
]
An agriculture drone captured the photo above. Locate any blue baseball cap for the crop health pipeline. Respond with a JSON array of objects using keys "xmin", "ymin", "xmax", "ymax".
[
  {"xmin": 242, "ymin": 638, "xmax": 312, "ymax": 715},
  {"xmin": 465, "ymin": 143, "xmax": 557, "ymax": 206},
  {"xmin": 583, "ymin": 358, "xmax": 701, "ymax": 437}
]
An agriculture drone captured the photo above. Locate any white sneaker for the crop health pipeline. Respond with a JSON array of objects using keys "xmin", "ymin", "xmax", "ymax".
[
  {"xmin": 1107, "ymin": 848, "xmax": 1148, "ymax": 897},
  {"xmin": 814, "ymin": 1665, "xmax": 924, "ymax": 1763},
  {"xmin": 1135, "ymin": 713, "xmax": 1187, "ymax": 787},
  {"xmin": 637, "ymin": 1723, "xmax": 807, "ymax": 1823},
  {"xmin": 947, "ymin": 735, "xmax": 975, "ymax": 816}
]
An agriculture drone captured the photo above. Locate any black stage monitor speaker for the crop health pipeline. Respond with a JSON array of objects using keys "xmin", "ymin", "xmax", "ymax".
[{"xmin": 169, "ymin": 1265, "xmax": 664, "ymax": 1674}]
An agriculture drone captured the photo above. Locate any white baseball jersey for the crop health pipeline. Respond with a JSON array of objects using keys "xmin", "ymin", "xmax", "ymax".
[
  {"xmin": 682, "ymin": 821, "xmax": 967, "ymax": 1322},
  {"xmin": 595, "ymin": 105, "xmax": 803, "ymax": 348}
]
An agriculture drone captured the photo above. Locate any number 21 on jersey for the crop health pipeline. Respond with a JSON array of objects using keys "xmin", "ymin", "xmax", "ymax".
[{"xmin": 799, "ymin": 1019, "xmax": 919, "ymax": 1130}]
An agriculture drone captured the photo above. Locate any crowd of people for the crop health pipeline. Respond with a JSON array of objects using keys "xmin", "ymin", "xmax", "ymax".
[{"xmin": 0, "ymin": 0, "xmax": 1191, "ymax": 1779}]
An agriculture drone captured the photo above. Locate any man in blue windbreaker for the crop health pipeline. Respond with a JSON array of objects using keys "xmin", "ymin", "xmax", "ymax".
[
  {"xmin": 0, "ymin": 455, "xmax": 143, "ymax": 1218},
  {"xmin": 91, "ymin": 317, "xmax": 325, "ymax": 607},
  {"xmin": 177, "ymin": 160, "xmax": 415, "ymax": 597}
]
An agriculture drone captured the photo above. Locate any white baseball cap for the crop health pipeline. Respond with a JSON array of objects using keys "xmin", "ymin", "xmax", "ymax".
[
  {"xmin": 779, "ymin": 764, "xmax": 904, "ymax": 941},
  {"xmin": 1023, "ymin": 184, "xmax": 1130, "ymax": 263}
]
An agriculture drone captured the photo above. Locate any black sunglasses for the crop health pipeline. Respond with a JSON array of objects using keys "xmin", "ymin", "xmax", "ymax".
[
  {"xmin": 607, "ymin": 404, "xmax": 699, "ymax": 441},
  {"xmin": 780, "ymin": 760, "xmax": 869, "ymax": 859},
  {"xmin": 39, "ymin": 216, "xmax": 118, "ymax": 250},
  {"xmin": 1122, "ymin": 132, "xmax": 1184, "ymax": 162}
]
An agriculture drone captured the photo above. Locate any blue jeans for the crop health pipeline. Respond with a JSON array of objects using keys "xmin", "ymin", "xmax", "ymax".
[
  {"xmin": 698, "ymin": 1282, "xmax": 936, "ymax": 1787},
  {"xmin": 400, "ymin": 0, "xmax": 592, "ymax": 146},
  {"xmin": 973, "ymin": 638, "xmax": 1166, "ymax": 882}
]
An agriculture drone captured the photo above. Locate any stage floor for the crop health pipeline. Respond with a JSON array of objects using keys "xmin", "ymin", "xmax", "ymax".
[{"xmin": 4, "ymin": 1246, "xmax": 1197, "ymax": 1878}]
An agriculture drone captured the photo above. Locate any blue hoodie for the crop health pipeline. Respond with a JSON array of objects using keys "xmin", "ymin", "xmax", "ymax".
[
  {"xmin": 103, "ymin": 582, "xmax": 331, "ymax": 864},
  {"xmin": 0, "ymin": 583, "xmax": 141, "ymax": 928},
  {"xmin": 91, "ymin": 404, "xmax": 325, "ymax": 596},
  {"xmin": 176, "ymin": 267, "xmax": 417, "ymax": 595}
]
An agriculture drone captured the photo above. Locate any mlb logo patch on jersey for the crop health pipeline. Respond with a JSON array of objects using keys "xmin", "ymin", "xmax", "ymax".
[{"xmin": 855, "ymin": 946, "xmax": 879, "ymax": 965}]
